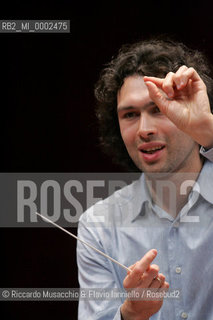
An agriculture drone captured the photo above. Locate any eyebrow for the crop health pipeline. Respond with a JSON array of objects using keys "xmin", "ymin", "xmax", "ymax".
[{"xmin": 117, "ymin": 101, "xmax": 155, "ymax": 113}]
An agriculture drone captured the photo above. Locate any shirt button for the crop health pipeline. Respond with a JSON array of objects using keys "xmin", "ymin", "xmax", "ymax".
[
  {"xmin": 181, "ymin": 312, "xmax": 188, "ymax": 318},
  {"xmin": 176, "ymin": 266, "xmax": 182, "ymax": 274},
  {"xmin": 173, "ymin": 221, "xmax": 179, "ymax": 228}
]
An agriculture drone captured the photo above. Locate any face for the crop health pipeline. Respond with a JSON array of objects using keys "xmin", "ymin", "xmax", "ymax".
[{"xmin": 117, "ymin": 75, "xmax": 201, "ymax": 175}]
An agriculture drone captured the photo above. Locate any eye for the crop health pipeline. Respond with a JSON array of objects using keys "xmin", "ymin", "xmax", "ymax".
[
  {"xmin": 152, "ymin": 106, "xmax": 161, "ymax": 113},
  {"xmin": 123, "ymin": 112, "xmax": 139, "ymax": 119}
]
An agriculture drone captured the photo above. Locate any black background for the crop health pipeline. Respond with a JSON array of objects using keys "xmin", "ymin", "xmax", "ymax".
[{"xmin": 1, "ymin": 1, "xmax": 213, "ymax": 319}]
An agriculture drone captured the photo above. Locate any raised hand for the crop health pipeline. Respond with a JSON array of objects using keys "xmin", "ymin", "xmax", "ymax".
[{"xmin": 144, "ymin": 66, "xmax": 213, "ymax": 148}]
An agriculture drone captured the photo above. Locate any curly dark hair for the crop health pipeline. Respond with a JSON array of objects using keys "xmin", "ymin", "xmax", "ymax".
[{"xmin": 95, "ymin": 38, "xmax": 213, "ymax": 171}]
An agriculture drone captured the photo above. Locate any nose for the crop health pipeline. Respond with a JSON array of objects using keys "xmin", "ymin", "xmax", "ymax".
[{"xmin": 137, "ymin": 113, "xmax": 157, "ymax": 139}]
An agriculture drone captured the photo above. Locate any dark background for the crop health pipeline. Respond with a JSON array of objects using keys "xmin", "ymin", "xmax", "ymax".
[{"xmin": 1, "ymin": 1, "xmax": 213, "ymax": 319}]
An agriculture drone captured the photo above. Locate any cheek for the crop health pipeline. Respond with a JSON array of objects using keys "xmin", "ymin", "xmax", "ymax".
[
  {"xmin": 167, "ymin": 126, "xmax": 195, "ymax": 151},
  {"xmin": 161, "ymin": 122, "xmax": 183, "ymax": 142},
  {"xmin": 161, "ymin": 119, "xmax": 177, "ymax": 132},
  {"xmin": 120, "ymin": 125, "xmax": 136, "ymax": 147}
]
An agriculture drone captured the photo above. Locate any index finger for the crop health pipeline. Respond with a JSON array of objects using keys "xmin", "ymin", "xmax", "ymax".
[
  {"xmin": 124, "ymin": 249, "xmax": 157, "ymax": 288},
  {"xmin": 144, "ymin": 76, "xmax": 164, "ymax": 88}
]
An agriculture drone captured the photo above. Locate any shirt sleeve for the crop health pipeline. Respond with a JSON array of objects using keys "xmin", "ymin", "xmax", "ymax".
[
  {"xmin": 200, "ymin": 146, "xmax": 213, "ymax": 162},
  {"xmin": 77, "ymin": 211, "xmax": 123, "ymax": 320}
]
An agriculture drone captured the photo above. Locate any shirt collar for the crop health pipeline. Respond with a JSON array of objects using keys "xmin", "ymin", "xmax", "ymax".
[
  {"xmin": 128, "ymin": 160, "xmax": 213, "ymax": 222},
  {"xmin": 194, "ymin": 160, "xmax": 213, "ymax": 204},
  {"xmin": 129, "ymin": 173, "xmax": 151, "ymax": 222}
]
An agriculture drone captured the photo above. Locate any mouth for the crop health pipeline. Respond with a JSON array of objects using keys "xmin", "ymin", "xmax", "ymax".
[
  {"xmin": 138, "ymin": 144, "xmax": 166, "ymax": 163},
  {"xmin": 140, "ymin": 146, "xmax": 165, "ymax": 154}
]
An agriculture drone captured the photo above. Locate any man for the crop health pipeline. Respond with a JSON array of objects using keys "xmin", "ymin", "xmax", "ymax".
[{"xmin": 77, "ymin": 39, "xmax": 213, "ymax": 319}]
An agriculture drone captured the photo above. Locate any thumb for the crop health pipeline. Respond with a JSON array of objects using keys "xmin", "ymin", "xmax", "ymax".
[{"xmin": 145, "ymin": 81, "xmax": 169, "ymax": 115}]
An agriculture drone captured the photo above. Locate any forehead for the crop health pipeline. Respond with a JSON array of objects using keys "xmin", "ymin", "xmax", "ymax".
[{"xmin": 117, "ymin": 75, "xmax": 150, "ymax": 108}]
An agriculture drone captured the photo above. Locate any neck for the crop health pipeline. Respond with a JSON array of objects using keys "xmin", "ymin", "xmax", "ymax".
[{"xmin": 145, "ymin": 157, "xmax": 204, "ymax": 218}]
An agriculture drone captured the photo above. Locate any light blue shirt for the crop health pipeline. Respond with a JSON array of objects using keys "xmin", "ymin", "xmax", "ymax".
[{"xmin": 77, "ymin": 148, "xmax": 213, "ymax": 320}]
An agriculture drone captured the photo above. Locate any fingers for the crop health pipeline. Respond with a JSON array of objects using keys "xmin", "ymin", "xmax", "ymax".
[
  {"xmin": 149, "ymin": 273, "xmax": 165, "ymax": 289},
  {"xmin": 124, "ymin": 262, "xmax": 168, "ymax": 292},
  {"xmin": 161, "ymin": 281, "xmax": 170, "ymax": 291},
  {"xmin": 143, "ymin": 76, "xmax": 164, "ymax": 87},
  {"xmin": 143, "ymin": 81, "xmax": 169, "ymax": 115},
  {"xmin": 124, "ymin": 249, "xmax": 157, "ymax": 288},
  {"xmin": 138, "ymin": 264, "xmax": 159, "ymax": 288},
  {"xmin": 162, "ymin": 66, "xmax": 189, "ymax": 97},
  {"xmin": 123, "ymin": 249, "xmax": 169, "ymax": 296},
  {"xmin": 175, "ymin": 66, "xmax": 203, "ymax": 87},
  {"xmin": 172, "ymin": 65, "xmax": 190, "ymax": 90},
  {"xmin": 144, "ymin": 65, "xmax": 205, "ymax": 99}
]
